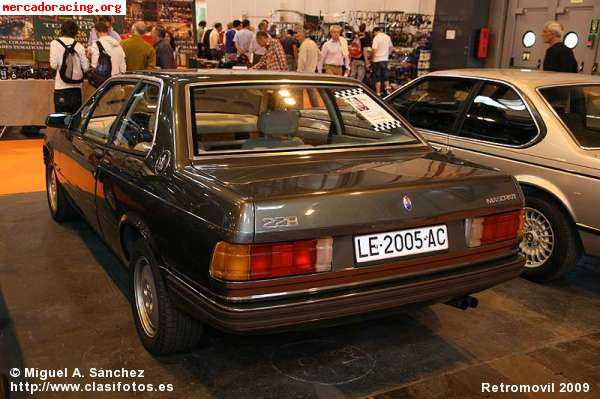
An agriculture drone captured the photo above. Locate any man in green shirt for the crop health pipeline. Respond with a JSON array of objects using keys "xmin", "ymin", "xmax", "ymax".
[{"xmin": 121, "ymin": 22, "xmax": 156, "ymax": 71}]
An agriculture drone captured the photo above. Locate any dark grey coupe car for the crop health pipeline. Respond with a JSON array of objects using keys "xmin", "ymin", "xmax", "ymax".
[{"xmin": 44, "ymin": 70, "xmax": 525, "ymax": 355}]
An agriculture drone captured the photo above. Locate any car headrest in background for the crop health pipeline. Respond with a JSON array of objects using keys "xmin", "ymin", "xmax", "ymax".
[{"xmin": 259, "ymin": 110, "xmax": 300, "ymax": 137}]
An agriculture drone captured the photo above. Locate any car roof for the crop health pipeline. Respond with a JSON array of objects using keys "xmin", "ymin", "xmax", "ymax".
[
  {"xmin": 428, "ymin": 68, "xmax": 600, "ymax": 89},
  {"xmin": 124, "ymin": 69, "xmax": 361, "ymax": 85}
]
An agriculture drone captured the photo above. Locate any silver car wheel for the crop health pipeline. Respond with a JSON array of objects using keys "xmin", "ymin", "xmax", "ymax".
[
  {"xmin": 47, "ymin": 168, "xmax": 58, "ymax": 214},
  {"xmin": 520, "ymin": 207, "xmax": 555, "ymax": 268},
  {"xmin": 134, "ymin": 257, "xmax": 159, "ymax": 338}
]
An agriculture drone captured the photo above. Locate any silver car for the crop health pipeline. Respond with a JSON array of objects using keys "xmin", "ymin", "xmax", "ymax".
[{"xmin": 386, "ymin": 69, "xmax": 600, "ymax": 282}]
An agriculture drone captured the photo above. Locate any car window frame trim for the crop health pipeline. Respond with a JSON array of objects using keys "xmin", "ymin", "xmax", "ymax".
[
  {"xmin": 184, "ymin": 79, "xmax": 428, "ymax": 161},
  {"xmin": 76, "ymin": 75, "xmax": 165, "ymax": 159},
  {"xmin": 536, "ymin": 82, "xmax": 600, "ymax": 150},
  {"xmin": 388, "ymin": 74, "xmax": 546, "ymax": 150},
  {"xmin": 107, "ymin": 80, "xmax": 164, "ymax": 157},
  {"xmin": 77, "ymin": 79, "xmax": 141, "ymax": 144},
  {"xmin": 386, "ymin": 75, "xmax": 481, "ymax": 136}
]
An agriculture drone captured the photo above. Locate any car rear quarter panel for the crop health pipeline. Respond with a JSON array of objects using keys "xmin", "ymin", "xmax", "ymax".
[{"xmin": 446, "ymin": 82, "xmax": 600, "ymax": 255}]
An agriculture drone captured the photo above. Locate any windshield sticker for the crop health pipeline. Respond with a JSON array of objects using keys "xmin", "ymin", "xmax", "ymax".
[{"xmin": 334, "ymin": 88, "xmax": 403, "ymax": 131}]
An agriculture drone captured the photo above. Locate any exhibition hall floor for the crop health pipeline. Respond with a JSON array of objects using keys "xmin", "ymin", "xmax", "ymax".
[{"xmin": 1, "ymin": 140, "xmax": 600, "ymax": 398}]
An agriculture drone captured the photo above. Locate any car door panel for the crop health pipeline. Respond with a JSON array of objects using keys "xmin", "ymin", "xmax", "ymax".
[{"xmin": 96, "ymin": 82, "xmax": 162, "ymax": 260}]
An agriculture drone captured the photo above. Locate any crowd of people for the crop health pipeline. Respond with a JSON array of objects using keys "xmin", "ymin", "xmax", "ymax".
[
  {"xmin": 197, "ymin": 18, "xmax": 396, "ymax": 96},
  {"xmin": 49, "ymin": 16, "xmax": 185, "ymax": 113},
  {"xmin": 49, "ymin": 16, "xmax": 397, "ymax": 114}
]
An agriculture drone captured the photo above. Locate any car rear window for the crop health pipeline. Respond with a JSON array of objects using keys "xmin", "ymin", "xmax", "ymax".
[
  {"xmin": 540, "ymin": 84, "xmax": 600, "ymax": 148},
  {"xmin": 189, "ymin": 84, "xmax": 418, "ymax": 155}
]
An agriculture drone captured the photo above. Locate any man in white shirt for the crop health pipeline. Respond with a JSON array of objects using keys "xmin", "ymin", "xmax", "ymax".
[
  {"xmin": 90, "ymin": 21, "xmax": 126, "ymax": 76},
  {"xmin": 87, "ymin": 16, "xmax": 121, "ymax": 47},
  {"xmin": 49, "ymin": 20, "xmax": 89, "ymax": 113},
  {"xmin": 317, "ymin": 25, "xmax": 349, "ymax": 76},
  {"xmin": 296, "ymin": 30, "xmax": 320, "ymax": 73},
  {"xmin": 249, "ymin": 21, "xmax": 269, "ymax": 65},
  {"xmin": 209, "ymin": 22, "xmax": 223, "ymax": 60},
  {"xmin": 234, "ymin": 19, "xmax": 253, "ymax": 60},
  {"xmin": 371, "ymin": 27, "xmax": 394, "ymax": 96}
]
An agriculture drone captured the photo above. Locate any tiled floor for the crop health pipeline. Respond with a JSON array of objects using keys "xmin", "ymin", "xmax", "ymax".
[{"xmin": 0, "ymin": 191, "xmax": 599, "ymax": 398}]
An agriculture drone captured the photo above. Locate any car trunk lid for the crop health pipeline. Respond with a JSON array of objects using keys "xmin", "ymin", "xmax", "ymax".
[{"xmin": 191, "ymin": 149, "xmax": 523, "ymax": 243}]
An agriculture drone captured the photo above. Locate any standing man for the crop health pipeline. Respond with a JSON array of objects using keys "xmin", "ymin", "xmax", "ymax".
[
  {"xmin": 281, "ymin": 29, "xmax": 298, "ymax": 71},
  {"xmin": 88, "ymin": 16, "xmax": 121, "ymax": 47},
  {"xmin": 225, "ymin": 20, "xmax": 241, "ymax": 61},
  {"xmin": 234, "ymin": 19, "xmax": 253, "ymax": 60},
  {"xmin": 318, "ymin": 25, "xmax": 349, "ymax": 76},
  {"xmin": 296, "ymin": 29, "xmax": 320, "ymax": 73},
  {"xmin": 90, "ymin": 21, "xmax": 126, "ymax": 76},
  {"xmin": 251, "ymin": 31, "xmax": 288, "ymax": 71},
  {"xmin": 249, "ymin": 21, "xmax": 269, "ymax": 65},
  {"xmin": 371, "ymin": 27, "xmax": 394, "ymax": 96},
  {"xmin": 542, "ymin": 21, "xmax": 578, "ymax": 73},
  {"xmin": 197, "ymin": 20, "xmax": 207, "ymax": 58},
  {"xmin": 121, "ymin": 22, "xmax": 156, "ymax": 71},
  {"xmin": 209, "ymin": 22, "xmax": 223, "ymax": 61},
  {"xmin": 49, "ymin": 20, "xmax": 89, "ymax": 113}
]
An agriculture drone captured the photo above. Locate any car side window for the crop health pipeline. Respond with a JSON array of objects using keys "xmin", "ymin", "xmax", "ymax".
[
  {"xmin": 83, "ymin": 83, "xmax": 137, "ymax": 144},
  {"xmin": 111, "ymin": 83, "xmax": 160, "ymax": 154},
  {"xmin": 459, "ymin": 82, "xmax": 538, "ymax": 146},
  {"xmin": 390, "ymin": 77, "xmax": 476, "ymax": 134}
]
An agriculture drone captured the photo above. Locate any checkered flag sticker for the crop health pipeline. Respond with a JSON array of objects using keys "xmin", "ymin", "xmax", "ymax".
[
  {"xmin": 372, "ymin": 120, "xmax": 404, "ymax": 131},
  {"xmin": 334, "ymin": 88, "xmax": 364, "ymax": 98}
]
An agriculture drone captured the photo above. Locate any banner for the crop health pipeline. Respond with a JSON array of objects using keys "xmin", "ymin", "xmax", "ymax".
[{"xmin": 0, "ymin": 15, "xmax": 123, "ymax": 51}]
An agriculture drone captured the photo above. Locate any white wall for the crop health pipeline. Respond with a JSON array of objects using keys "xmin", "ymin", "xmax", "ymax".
[{"xmin": 204, "ymin": 0, "xmax": 436, "ymax": 26}]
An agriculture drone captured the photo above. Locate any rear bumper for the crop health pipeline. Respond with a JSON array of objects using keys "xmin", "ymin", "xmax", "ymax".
[{"xmin": 164, "ymin": 254, "xmax": 524, "ymax": 333}]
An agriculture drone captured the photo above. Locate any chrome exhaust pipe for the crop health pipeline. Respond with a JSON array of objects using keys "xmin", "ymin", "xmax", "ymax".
[{"xmin": 446, "ymin": 296, "xmax": 479, "ymax": 310}]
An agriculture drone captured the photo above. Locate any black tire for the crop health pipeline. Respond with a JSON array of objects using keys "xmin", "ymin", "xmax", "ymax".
[
  {"xmin": 129, "ymin": 240, "xmax": 203, "ymax": 355},
  {"xmin": 45, "ymin": 163, "xmax": 76, "ymax": 222},
  {"xmin": 521, "ymin": 189, "xmax": 581, "ymax": 282}
]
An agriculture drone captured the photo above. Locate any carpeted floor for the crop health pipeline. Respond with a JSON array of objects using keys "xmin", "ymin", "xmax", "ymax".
[{"xmin": 0, "ymin": 139, "xmax": 45, "ymax": 196}]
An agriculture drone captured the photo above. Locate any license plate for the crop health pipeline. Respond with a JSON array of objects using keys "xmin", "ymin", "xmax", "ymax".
[{"xmin": 354, "ymin": 225, "xmax": 448, "ymax": 263}]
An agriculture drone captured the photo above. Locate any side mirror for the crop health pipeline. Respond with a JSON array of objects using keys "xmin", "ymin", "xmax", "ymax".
[{"xmin": 46, "ymin": 113, "xmax": 71, "ymax": 129}]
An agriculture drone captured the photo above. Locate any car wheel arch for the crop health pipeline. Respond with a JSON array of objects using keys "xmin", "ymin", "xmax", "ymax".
[
  {"xmin": 514, "ymin": 175, "xmax": 576, "ymax": 222},
  {"xmin": 119, "ymin": 213, "xmax": 158, "ymax": 262},
  {"xmin": 516, "ymin": 178, "xmax": 582, "ymax": 249}
]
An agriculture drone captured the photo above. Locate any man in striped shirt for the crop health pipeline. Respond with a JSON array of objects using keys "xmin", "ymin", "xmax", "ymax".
[{"xmin": 251, "ymin": 31, "xmax": 288, "ymax": 71}]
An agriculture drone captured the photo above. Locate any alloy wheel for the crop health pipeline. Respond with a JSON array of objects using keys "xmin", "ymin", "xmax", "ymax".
[
  {"xmin": 520, "ymin": 207, "xmax": 555, "ymax": 268},
  {"xmin": 134, "ymin": 257, "xmax": 159, "ymax": 338},
  {"xmin": 47, "ymin": 168, "xmax": 58, "ymax": 214}
]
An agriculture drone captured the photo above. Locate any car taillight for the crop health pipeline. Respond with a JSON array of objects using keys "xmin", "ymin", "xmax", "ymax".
[
  {"xmin": 210, "ymin": 238, "xmax": 333, "ymax": 281},
  {"xmin": 465, "ymin": 210, "xmax": 525, "ymax": 248}
]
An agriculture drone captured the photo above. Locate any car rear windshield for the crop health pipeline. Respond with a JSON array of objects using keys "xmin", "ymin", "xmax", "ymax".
[
  {"xmin": 540, "ymin": 84, "xmax": 600, "ymax": 148},
  {"xmin": 189, "ymin": 84, "xmax": 418, "ymax": 155}
]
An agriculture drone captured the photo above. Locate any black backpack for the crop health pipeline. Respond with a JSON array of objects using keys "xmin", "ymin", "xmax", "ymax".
[
  {"xmin": 56, "ymin": 38, "xmax": 84, "ymax": 84},
  {"xmin": 88, "ymin": 41, "xmax": 112, "ymax": 88},
  {"xmin": 202, "ymin": 28, "xmax": 213, "ymax": 49}
]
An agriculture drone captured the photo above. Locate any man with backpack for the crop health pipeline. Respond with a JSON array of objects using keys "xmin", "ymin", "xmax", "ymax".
[
  {"xmin": 201, "ymin": 24, "xmax": 214, "ymax": 60},
  {"xmin": 89, "ymin": 21, "xmax": 126, "ymax": 87},
  {"xmin": 49, "ymin": 20, "xmax": 89, "ymax": 113}
]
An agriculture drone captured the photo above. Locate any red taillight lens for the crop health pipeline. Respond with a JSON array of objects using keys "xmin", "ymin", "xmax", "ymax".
[
  {"xmin": 211, "ymin": 238, "xmax": 333, "ymax": 281},
  {"xmin": 466, "ymin": 210, "xmax": 525, "ymax": 248}
]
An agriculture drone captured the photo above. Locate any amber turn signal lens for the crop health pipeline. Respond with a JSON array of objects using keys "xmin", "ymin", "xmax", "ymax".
[
  {"xmin": 210, "ymin": 238, "xmax": 333, "ymax": 281},
  {"xmin": 466, "ymin": 209, "xmax": 525, "ymax": 248}
]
